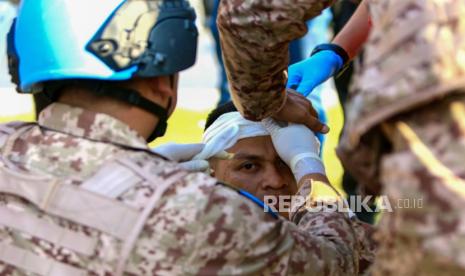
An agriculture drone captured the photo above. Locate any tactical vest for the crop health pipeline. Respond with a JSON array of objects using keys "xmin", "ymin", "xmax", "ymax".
[
  {"xmin": 342, "ymin": 0, "xmax": 465, "ymax": 149},
  {"xmin": 0, "ymin": 122, "xmax": 187, "ymax": 275}
]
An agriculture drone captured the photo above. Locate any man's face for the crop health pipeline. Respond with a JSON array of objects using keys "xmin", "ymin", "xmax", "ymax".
[{"xmin": 211, "ymin": 136, "xmax": 297, "ymax": 208}]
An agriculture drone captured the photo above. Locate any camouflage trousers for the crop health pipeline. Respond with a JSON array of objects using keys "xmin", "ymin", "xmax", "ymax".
[{"xmin": 369, "ymin": 94, "xmax": 465, "ymax": 275}]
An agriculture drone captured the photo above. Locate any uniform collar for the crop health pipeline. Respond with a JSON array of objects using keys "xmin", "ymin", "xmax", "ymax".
[{"xmin": 38, "ymin": 103, "xmax": 149, "ymax": 150}]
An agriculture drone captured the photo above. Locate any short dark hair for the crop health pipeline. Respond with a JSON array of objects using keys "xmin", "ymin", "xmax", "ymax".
[{"xmin": 204, "ymin": 101, "xmax": 237, "ymax": 131}]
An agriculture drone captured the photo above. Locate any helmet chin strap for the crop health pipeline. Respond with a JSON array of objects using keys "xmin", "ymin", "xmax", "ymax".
[
  {"xmin": 90, "ymin": 84, "xmax": 171, "ymax": 143},
  {"xmin": 46, "ymin": 80, "xmax": 171, "ymax": 142},
  {"xmin": 146, "ymin": 97, "xmax": 171, "ymax": 142}
]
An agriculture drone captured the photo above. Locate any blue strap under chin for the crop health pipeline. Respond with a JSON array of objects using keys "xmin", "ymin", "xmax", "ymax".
[
  {"xmin": 238, "ymin": 189, "xmax": 280, "ymax": 219},
  {"xmin": 216, "ymin": 182, "xmax": 279, "ymax": 219}
]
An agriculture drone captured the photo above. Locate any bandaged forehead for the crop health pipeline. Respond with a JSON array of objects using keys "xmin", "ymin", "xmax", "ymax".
[
  {"xmin": 89, "ymin": 0, "xmax": 161, "ymax": 68},
  {"xmin": 193, "ymin": 112, "xmax": 269, "ymax": 160}
]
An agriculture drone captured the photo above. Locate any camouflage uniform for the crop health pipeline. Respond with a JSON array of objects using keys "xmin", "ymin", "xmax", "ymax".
[
  {"xmin": 217, "ymin": 0, "xmax": 377, "ymax": 270},
  {"xmin": 217, "ymin": 0, "xmax": 334, "ymax": 120},
  {"xmin": 336, "ymin": 0, "xmax": 465, "ymax": 274},
  {"xmin": 0, "ymin": 103, "xmax": 361, "ymax": 275}
]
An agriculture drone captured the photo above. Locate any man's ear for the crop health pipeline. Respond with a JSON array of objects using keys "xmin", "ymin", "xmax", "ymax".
[
  {"xmin": 145, "ymin": 76, "xmax": 173, "ymax": 98},
  {"xmin": 144, "ymin": 75, "xmax": 178, "ymax": 116}
]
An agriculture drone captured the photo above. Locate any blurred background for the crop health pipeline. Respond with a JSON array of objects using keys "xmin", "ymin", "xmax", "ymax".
[{"xmin": 0, "ymin": 0, "xmax": 345, "ymax": 189}]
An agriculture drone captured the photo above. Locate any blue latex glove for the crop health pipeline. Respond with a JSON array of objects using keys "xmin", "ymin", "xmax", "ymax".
[{"xmin": 287, "ymin": 50, "xmax": 343, "ymax": 97}]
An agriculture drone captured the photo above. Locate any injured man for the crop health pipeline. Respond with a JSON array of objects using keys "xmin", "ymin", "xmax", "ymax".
[
  {"xmin": 154, "ymin": 102, "xmax": 377, "ymax": 272},
  {"xmin": 155, "ymin": 101, "xmax": 326, "ymax": 217},
  {"xmin": 198, "ymin": 102, "xmax": 323, "ymax": 218}
]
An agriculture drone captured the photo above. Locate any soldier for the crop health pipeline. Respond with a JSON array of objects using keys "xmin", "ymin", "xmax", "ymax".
[
  {"xmin": 0, "ymin": 0, "xmax": 362, "ymax": 275},
  {"xmin": 334, "ymin": 0, "xmax": 465, "ymax": 274},
  {"xmin": 218, "ymin": 0, "xmax": 465, "ymax": 274}
]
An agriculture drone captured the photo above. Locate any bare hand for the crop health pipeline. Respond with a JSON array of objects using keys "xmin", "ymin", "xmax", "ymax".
[{"xmin": 272, "ymin": 89, "xmax": 329, "ymax": 133}]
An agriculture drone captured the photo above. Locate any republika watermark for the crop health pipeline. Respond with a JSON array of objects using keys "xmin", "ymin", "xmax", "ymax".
[{"xmin": 263, "ymin": 195, "xmax": 423, "ymax": 214}]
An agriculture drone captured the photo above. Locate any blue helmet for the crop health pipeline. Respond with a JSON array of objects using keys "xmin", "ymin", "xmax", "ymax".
[{"xmin": 7, "ymin": 0, "xmax": 198, "ymax": 93}]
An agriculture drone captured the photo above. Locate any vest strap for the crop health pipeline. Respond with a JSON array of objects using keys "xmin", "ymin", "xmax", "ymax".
[
  {"xmin": 0, "ymin": 242, "xmax": 86, "ymax": 276},
  {"xmin": 115, "ymin": 158, "xmax": 188, "ymax": 275},
  {"xmin": 0, "ymin": 163, "xmax": 140, "ymax": 240},
  {"xmin": 0, "ymin": 207, "xmax": 97, "ymax": 257},
  {"xmin": 81, "ymin": 160, "xmax": 142, "ymax": 198}
]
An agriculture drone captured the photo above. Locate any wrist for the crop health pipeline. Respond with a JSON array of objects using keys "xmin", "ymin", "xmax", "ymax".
[
  {"xmin": 297, "ymin": 173, "xmax": 329, "ymax": 190},
  {"xmin": 269, "ymin": 89, "xmax": 288, "ymax": 118},
  {"xmin": 311, "ymin": 43, "xmax": 349, "ymax": 72},
  {"xmin": 292, "ymin": 156, "xmax": 325, "ymax": 183}
]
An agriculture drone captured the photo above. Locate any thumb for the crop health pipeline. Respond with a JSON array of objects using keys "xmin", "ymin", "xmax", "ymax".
[
  {"xmin": 301, "ymin": 115, "xmax": 329, "ymax": 134},
  {"xmin": 261, "ymin": 118, "xmax": 281, "ymax": 134},
  {"xmin": 213, "ymin": 150, "xmax": 233, "ymax": 160},
  {"xmin": 286, "ymin": 67, "xmax": 302, "ymax": 90}
]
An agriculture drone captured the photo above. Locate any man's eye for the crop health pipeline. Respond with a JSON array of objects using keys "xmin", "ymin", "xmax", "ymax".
[{"xmin": 240, "ymin": 162, "xmax": 257, "ymax": 171}]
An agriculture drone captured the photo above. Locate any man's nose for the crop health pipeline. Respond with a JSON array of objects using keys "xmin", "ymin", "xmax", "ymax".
[{"xmin": 262, "ymin": 166, "xmax": 288, "ymax": 190}]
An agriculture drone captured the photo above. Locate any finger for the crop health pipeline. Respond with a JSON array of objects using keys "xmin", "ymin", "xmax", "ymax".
[
  {"xmin": 296, "ymin": 81, "xmax": 316, "ymax": 97},
  {"xmin": 301, "ymin": 116, "xmax": 329, "ymax": 134},
  {"xmin": 213, "ymin": 151, "xmax": 234, "ymax": 160},
  {"xmin": 261, "ymin": 118, "xmax": 281, "ymax": 133},
  {"xmin": 313, "ymin": 136, "xmax": 322, "ymax": 156},
  {"xmin": 153, "ymin": 143, "xmax": 206, "ymax": 161},
  {"xmin": 289, "ymin": 92, "xmax": 319, "ymax": 118},
  {"xmin": 179, "ymin": 160, "xmax": 210, "ymax": 172},
  {"xmin": 306, "ymin": 101, "xmax": 319, "ymax": 118},
  {"xmin": 176, "ymin": 143, "xmax": 206, "ymax": 161}
]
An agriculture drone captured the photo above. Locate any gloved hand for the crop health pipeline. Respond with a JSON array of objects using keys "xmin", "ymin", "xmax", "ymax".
[
  {"xmin": 152, "ymin": 143, "xmax": 229, "ymax": 172},
  {"xmin": 262, "ymin": 118, "xmax": 325, "ymax": 183},
  {"xmin": 287, "ymin": 50, "xmax": 343, "ymax": 97}
]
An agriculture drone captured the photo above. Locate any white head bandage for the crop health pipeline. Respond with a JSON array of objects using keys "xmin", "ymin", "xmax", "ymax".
[{"xmin": 193, "ymin": 112, "xmax": 269, "ymax": 160}]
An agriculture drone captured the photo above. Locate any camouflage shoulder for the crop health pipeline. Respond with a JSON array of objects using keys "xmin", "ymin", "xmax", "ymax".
[
  {"xmin": 0, "ymin": 121, "xmax": 37, "ymax": 149},
  {"xmin": 0, "ymin": 121, "xmax": 36, "ymax": 134}
]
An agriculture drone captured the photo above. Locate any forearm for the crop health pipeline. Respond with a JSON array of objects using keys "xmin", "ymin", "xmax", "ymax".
[
  {"xmin": 293, "ymin": 173, "xmax": 358, "ymax": 274},
  {"xmin": 332, "ymin": 0, "xmax": 371, "ymax": 60},
  {"xmin": 217, "ymin": 0, "xmax": 333, "ymax": 120},
  {"xmin": 297, "ymin": 173, "xmax": 377, "ymax": 273},
  {"xmin": 289, "ymin": 208, "xmax": 359, "ymax": 275}
]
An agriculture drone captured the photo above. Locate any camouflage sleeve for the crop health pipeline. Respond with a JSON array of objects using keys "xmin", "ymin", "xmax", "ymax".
[
  {"xmin": 351, "ymin": 220, "xmax": 377, "ymax": 273},
  {"xmin": 187, "ymin": 185, "xmax": 359, "ymax": 275},
  {"xmin": 217, "ymin": 0, "xmax": 334, "ymax": 120}
]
